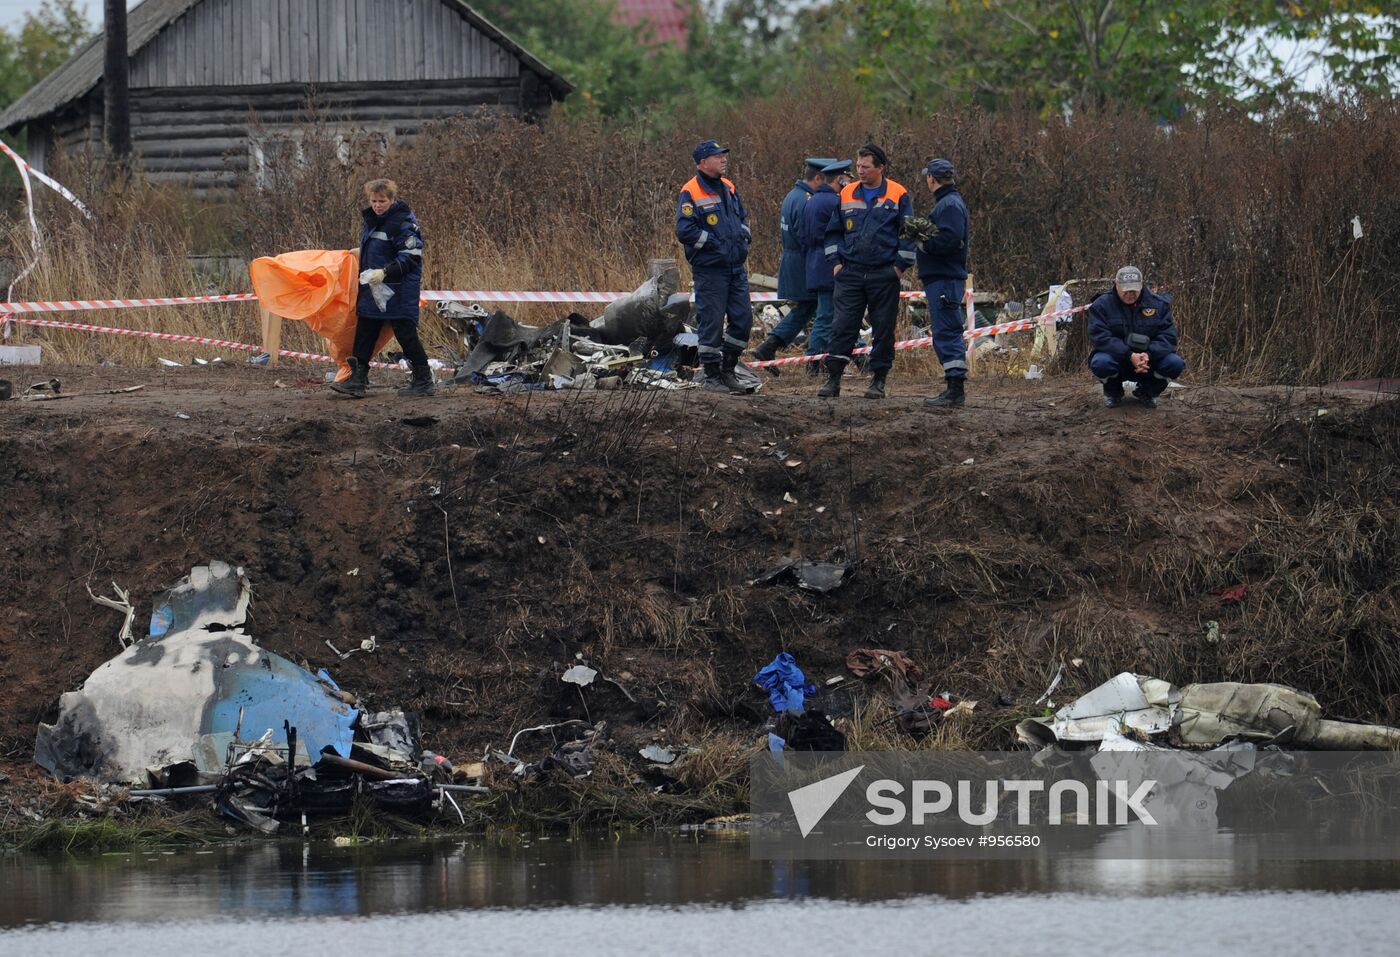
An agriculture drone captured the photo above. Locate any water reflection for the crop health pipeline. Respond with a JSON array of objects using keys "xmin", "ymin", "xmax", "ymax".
[{"xmin": 3, "ymin": 833, "xmax": 1399, "ymax": 927}]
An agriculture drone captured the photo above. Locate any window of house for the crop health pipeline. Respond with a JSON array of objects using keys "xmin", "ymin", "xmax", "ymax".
[{"xmin": 249, "ymin": 125, "xmax": 395, "ymax": 188}]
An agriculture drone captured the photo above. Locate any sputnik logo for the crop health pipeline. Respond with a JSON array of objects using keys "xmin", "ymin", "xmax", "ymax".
[{"xmin": 787, "ymin": 765, "xmax": 865, "ymax": 837}]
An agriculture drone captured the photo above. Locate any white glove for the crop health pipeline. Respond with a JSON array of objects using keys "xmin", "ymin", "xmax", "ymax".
[{"xmin": 359, "ymin": 268, "xmax": 386, "ymax": 286}]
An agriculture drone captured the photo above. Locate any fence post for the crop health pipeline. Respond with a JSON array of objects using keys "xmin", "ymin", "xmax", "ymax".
[
  {"xmin": 964, "ymin": 274, "xmax": 975, "ymax": 371},
  {"xmin": 258, "ymin": 306, "xmax": 282, "ymax": 366},
  {"xmin": 1039, "ymin": 284, "xmax": 1064, "ymax": 359}
]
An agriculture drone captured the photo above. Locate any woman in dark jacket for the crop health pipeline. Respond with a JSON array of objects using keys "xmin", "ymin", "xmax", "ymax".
[{"xmin": 330, "ymin": 178, "xmax": 432, "ymax": 398}]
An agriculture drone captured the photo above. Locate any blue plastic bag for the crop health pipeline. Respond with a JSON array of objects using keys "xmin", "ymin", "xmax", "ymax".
[{"xmin": 753, "ymin": 652, "xmax": 818, "ymax": 714}]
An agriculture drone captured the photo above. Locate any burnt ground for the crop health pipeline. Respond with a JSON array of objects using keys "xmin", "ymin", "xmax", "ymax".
[{"xmin": 1, "ymin": 364, "xmax": 1398, "ymax": 803}]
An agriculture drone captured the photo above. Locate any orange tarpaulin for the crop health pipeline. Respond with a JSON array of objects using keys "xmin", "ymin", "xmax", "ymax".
[{"xmin": 248, "ymin": 249, "xmax": 391, "ymax": 380}]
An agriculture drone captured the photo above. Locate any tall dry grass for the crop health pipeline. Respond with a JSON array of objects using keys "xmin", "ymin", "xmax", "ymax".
[{"xmin": 8, "ymin": 92, "xmax": 1400, "ymax": 380}]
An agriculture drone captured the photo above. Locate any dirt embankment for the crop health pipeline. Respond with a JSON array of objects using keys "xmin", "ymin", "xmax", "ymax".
[{"xmin": 1, "ymin": 366, "xmax": 1397, "ymax": 803}]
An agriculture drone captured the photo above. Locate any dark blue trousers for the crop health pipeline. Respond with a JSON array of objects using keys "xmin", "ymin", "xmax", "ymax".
[
  {"xmin": 770, "ymin": 299, "xmax": 816, "ymax": 346},
  {"xmin": 693, "ymin": 265, "xmax": 754, "ymax": 365},
  {"xmin": 924, "ymin": 278, "xmax": 967, "ymax": 379},
  {"xmin": 825, "ymin": 265, "xmax": 901, "ymax": 373},
  {"xmin": 1090, "ymin": 351, "xmax": 1186, "ymax": 398}
]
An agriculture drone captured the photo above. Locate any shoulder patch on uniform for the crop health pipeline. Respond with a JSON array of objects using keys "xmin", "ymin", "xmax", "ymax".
[
  {"xmin": 405, "ymin": 234, "xmax": 420, "ymax": 248},
  {"xmin": 1142, "ymin": 308, "xmax": 1156, "ymax": 317},
  {"xmin": 845, "ymin": 218, "xmax": 854, "ymax": 231},
  {"xmin": 705, "ymin": 213, "xmax": 719, "ymax": 226},
  {"xmin": 681, "ymin": 203, "xmax": 695, "ymax": 217}
]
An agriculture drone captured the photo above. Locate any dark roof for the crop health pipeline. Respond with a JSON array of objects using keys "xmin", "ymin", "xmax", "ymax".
[
  {"xmin": 0, "ymin": 0, "xmax": 571, "ymax": 131},
  {"xmin": 0, "ymin": 0, "xmax": 195, "ymax": 129}
]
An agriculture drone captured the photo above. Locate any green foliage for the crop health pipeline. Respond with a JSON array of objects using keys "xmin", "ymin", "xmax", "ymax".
[
  {"xmin": 472, "ymin": 0, "xmax": 806, "ymax": 119},
  {"xmin": 822, "ymin": 0, "xmax": 1399, "ymax": 115},
  {"xmin": 464, "ymin": 0, "xmax": 1397, "ymax": 119},
  {"xmin": 0, "ymin": 0, "xmax": 93, "ymax": 111},
  {"xmin": 1193, "ymin": 3, "xmax": 1400, "ymax": 110}
]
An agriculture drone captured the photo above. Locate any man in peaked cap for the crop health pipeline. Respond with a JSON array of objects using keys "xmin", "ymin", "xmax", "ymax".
[
  {"xmin": 753, "ymin": 157, "xmax": 835, "ymax": 363},
  {"xmin": 1087, "ymin": 265, "xmax": 1185, "ymax": 408},
  {"xmin": 675, "ymin": 139, "xmax": 756, "ymax": 394}
]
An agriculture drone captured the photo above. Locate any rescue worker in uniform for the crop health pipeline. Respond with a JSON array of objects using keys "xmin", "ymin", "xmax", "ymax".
[
  {"xmin": 1088, "ymin": 265, "xmax": 1185, "ymax": 408},
  {"xmin": 797, "ymin": 159, "xmax": 851, "ymax": 371},
  {"xmin": 675, "ymin": 139, "xmax": 754, "ymax": 394},
  {"xmin": 752, "ymin": 158, "xmax": 832, "ymax": 362},
  {"xmin": 917, "ymin": 158, "xmax": 971, "ymax": 408},
  {"xmin": 330, "ymin": 178, "xmax": 432, "ymax": 398},
  {"xmin": 817, "ymin": 144, "xmax": 916, "ymax": 399}
]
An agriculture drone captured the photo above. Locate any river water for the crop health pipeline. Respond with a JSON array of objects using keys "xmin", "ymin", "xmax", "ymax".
[{"xmin": 2, "ymin": 834, "xmax": 1396, "ymax": 955}]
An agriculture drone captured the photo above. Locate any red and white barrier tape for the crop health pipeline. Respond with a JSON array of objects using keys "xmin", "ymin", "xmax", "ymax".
[
  {"xmin": 0, "ymin": 139, "xmax": 95, "ymax": 339},
  {"xmin": 422, "ymin": 290, "xmax": 629, "ymax": 304},
  {"xmin": 0, "ymin": 292, "xmax": 258, "ymax": 314},
  {"xmin": 425, "ymin": 289, "xmax": 932, "ymax": 304},
  {"xmin": 3, "ymin": 290, "xmax": 618, "ymax": 312},
  {"xmin": 1, "ymin": 288, "xmax": 942, "ymax": 314},
  {"xmin": 7, "ymin": 298, "xmax": 1086, "ymax": 375},
  {"xmin": 748, "ymin": 302, "xmax": 1089, "ymax": 369},
  {"xmin": 8, "ymin": 315, "xmax": 397, "ymax": 370},
  {"xmin": 0, "ymin": 140, "xmax": 92, "ymax": 220},
  {"xmin": 0, "ymin": 140, "xmax": 44, "ymax": 318}
]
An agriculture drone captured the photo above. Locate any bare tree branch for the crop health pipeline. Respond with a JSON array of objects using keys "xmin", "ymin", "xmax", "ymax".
[
  {"xmin": 1106, "ymin": 0, "xmax": 1148, "ymax": 68},
  {"xmin": 992, "ymin": 1, "xmax": 1041, "ymax": 36}
]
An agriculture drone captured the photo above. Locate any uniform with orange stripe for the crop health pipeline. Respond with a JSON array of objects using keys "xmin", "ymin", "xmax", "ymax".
[
  {"xmin": 816, "ymin": 144, "xmax": 916, "ymax": 399},
  {"xmin": 675, "ymin": 139, "xmax": 755, "ymax": 393}
]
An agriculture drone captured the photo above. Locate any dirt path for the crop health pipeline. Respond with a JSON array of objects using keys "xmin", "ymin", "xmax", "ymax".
[{"xmin": 2, "ymin": 364, "xmax": 1396, "ymax": 779}]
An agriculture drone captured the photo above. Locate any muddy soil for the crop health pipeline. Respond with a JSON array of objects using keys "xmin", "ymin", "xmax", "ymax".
[{"xmin": 1, "ymin": 364, "xmax": 1397, "ymax": 793}]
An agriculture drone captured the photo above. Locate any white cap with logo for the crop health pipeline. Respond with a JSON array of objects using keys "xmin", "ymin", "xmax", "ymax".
[{"xmin": 1115, "ymin": 266, "xmax": 1144, "ymax": 292}]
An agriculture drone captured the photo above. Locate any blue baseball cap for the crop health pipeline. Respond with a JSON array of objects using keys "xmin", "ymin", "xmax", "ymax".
[
  {"xmin": 922, "ymin": 158, "xmax": 956, "ymax": 180},
  {"xmin": 693, "ymin": 139, "xmax": 730, "ymax": 163}
]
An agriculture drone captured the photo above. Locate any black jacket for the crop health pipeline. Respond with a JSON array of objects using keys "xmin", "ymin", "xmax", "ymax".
[{"xmin": 357, "ymin": 200, "xmax": 424, "ymax": 322}]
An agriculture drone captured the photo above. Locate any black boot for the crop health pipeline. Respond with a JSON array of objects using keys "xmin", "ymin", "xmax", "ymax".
[
  {"xmin": 864, "ymin": 369, "xmax": 887, "ymax": 399},
  {"xmin": 329, "ymin": 357, "xmax": 369, "ymax": 398},
  {"xmin": 702, "ymin": 362, "xmax": 747, "ymax": 394},
  {"xmin": 817, "ymin": 362, "xmax": 843, "ymax": 398},
  {"xmin": 719, "ymin": 354, "xmax": 751, "ymax": 394},
  {"xmin": 1102, "ymin": 380, "xmax": 1124, "ymax": 408},
  {"xmin": 398, "ymin": 362, "xmax": 435, "ymax": 397},
  {"xmin": 750, "ymin": 334, "xmax": 783, "ymax": 362},
  {"xmin": 922, "ymin": 376, "xmax": 965, "ymax": 408}
]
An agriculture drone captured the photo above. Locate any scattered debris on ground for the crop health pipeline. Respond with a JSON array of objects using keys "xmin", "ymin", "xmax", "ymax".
[
  {"xmin": 752, "ymin": 558, "xmax": 853, "ymax": 593},
  {"xmin": 438, "ymin": 263, "xmax": 761, "ymax": 393},
  {"xmin": 1017, "ymin": 672, "xmax": 1400, "ymax": 750}
]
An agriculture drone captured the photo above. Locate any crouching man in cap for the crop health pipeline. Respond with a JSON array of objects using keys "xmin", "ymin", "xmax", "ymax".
[
  {"xmin": 676, "ymin": 139, "xmax": 755, "ymax": 394},
  {"xmin": 916, "ymin": 158, "xmax": 970, "ymax": 408},
  {"xmin": 752, "ymin": 157, "xmax": 833, "ymax": 363},
  {"xmin": 1088, "ymin": 266, "xmax": 1185, "ymax": 408},
  {"xmin": 816, "ymin": 143, "xmax": 916, "ymax": 399}
]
